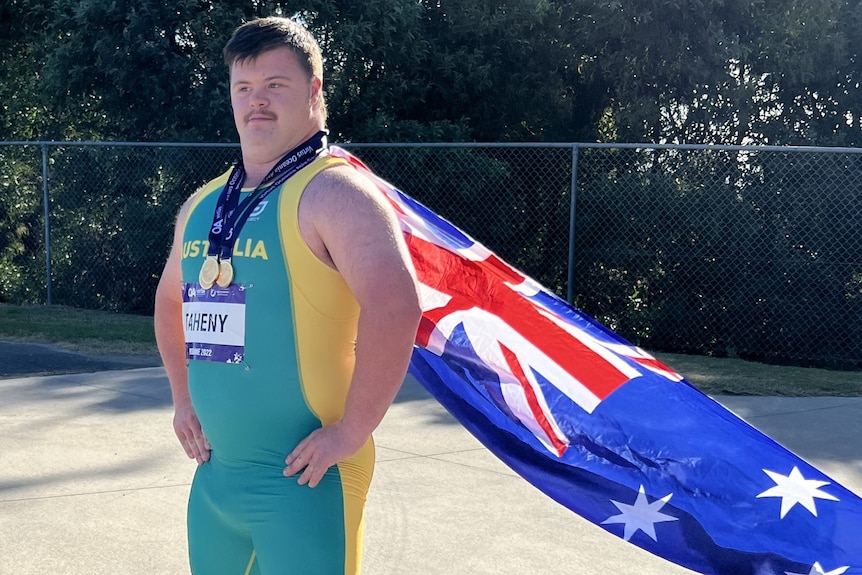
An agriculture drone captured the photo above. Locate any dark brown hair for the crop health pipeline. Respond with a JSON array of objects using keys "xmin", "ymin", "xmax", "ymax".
[
  {"xmin": 223, "ymin": 17, "xmax": 323, "ymax": 77},
  {"xmin": 223, "ymin": 17, "xmax": 326, "ymax": 120}
]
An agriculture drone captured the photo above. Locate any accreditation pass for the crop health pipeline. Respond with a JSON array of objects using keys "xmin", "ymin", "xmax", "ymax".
[{"xmin": 182, "ymin": 283, "xmax": 246, "ymax": 363}]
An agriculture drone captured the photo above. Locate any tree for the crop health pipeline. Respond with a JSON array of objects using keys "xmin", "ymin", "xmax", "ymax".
[
  {"xmin": 5, "ymin": 0, "xmax": 862, "ymax": 145},
  {"xmin": 568, "ymin": 0, "xmax": 862, "ymax": 146},
  {"xmin": 35, "ymin": 0, "xmax": 247, "ymax": 141}
]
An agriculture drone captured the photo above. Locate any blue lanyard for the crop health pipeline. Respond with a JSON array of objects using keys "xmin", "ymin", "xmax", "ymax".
[{"xmin": 205, "ymin": 130, "xmax": 328, "ymax": 260}]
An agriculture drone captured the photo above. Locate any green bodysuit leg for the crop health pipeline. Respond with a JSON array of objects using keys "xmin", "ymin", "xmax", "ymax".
[{"xmin": 187, "ymin": 459, "xmax": 350, "ymax": 574}]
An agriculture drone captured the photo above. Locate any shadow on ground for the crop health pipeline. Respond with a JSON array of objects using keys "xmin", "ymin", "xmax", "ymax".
[{"xmin": 0, "ymin": 341, "xmax": 162, "ymax": 379}]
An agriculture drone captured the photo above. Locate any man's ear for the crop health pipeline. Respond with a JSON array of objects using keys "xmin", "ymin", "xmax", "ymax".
[{"xmin": 310, "ymin": 76, "xmax": 323, "ymax": 108}]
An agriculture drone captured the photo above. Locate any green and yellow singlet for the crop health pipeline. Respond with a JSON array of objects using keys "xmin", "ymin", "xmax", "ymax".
[{"xmin": 179, "ymin": 153, "xmax": 373, "ymax": 575}]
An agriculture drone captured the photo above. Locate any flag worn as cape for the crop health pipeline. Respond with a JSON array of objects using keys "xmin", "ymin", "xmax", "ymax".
[{"xmin": 330, "ymin": 146, "xmax": 862, "ymax": 575}]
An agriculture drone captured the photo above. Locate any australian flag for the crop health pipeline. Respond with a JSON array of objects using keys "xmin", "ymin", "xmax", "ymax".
[{"xmin": 330, "ymin": 146, "xmax": 862, "ymax": 575}]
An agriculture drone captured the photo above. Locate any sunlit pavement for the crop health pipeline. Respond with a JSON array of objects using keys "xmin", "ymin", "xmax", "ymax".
[{"xmin": 1, "ymin": 367, "xmax": 859, "ymax": 575}]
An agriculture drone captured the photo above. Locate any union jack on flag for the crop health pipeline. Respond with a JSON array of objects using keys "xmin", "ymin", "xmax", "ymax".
[{"xmin": 330, "ymin": 146, "xmax": 862, "ymax": 575}]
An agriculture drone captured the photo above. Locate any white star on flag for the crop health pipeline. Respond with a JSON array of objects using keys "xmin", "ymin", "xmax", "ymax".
[
  {"xmin": 757, "ymin": 466, "xmax": 839, "ymax": 519},
  {"xmin": 602, "ymin": 485, "xmax": 678, "ymax": 542},
  {"xmin": 785, "ymin": 562, "xmax": 849, "ymax": 575}
]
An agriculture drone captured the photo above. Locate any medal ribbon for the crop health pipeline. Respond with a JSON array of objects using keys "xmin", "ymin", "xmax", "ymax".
[{"xmin": 205, "ymin": 130, "xmax": 328, "ymax": 262}]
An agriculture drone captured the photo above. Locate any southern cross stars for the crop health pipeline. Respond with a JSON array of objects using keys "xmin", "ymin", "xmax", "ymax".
[
  {"xmin": 757, "ymin": 466, "xmax": 839, "ymax": 519},
  {"xmin": 602, "ymin": 485, "xmax": 678, "ymax": 542},
  {"xmin": 785, "ymin": 562, "xmax": 849, "ymax": 575}
]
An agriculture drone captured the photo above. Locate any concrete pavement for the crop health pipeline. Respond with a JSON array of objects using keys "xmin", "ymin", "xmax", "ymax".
[{"xmin": 1, "ymin": 367, "xmax": 860, "ymax": 575}]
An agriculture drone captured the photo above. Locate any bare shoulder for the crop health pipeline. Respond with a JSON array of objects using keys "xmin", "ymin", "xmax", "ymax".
[
  {"xmin": 176, "ymin": 193, "xmax": 197, "ymax": 225},
  {"xmin": 167, "ymin": 186, "xmax": 210, "ymax": 262},
  {"xmin": 179, "ymin": 183, "xmax": 213, "ymax": 220},
  {"xmin": 172, "ymin": 180, "xmax": 220, "ymax": 243},
  {"xmin": 302, "ymin": 163, "xmax": 388, "ymax": 215},
  {"xmin": 300, "ymin": 163, "xmax": 399, "ymax": 243},
  {"xmin": 299, "ymin": 163, "xmax": 411, "ymax": 276}
]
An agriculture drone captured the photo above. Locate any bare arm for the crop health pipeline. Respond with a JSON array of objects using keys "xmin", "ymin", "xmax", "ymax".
[
  {"xmin": 154, "ymin": 198, "xmax": 210, "ymax": 464},
  {"xmin": 284, "ymin": 165, "xmax": 422, "ymax": 487}
]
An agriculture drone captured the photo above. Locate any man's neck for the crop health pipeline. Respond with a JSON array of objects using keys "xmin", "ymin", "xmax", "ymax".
[
  {"xmin": 241, "ymin": 163, "xmax": 275, "ymax": 189},
  {"xmin": 240, "ymin": 127, "xmax": 323, "ymax": 189}
]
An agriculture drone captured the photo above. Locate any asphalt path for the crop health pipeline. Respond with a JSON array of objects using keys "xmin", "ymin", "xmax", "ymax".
[
  {"xmin": 2, "ymin": 340, "xmax": 861, "ymax": 574},
  {"xmin": 0, "ymin": 341, "xmax": 162, "ymax": 378}
]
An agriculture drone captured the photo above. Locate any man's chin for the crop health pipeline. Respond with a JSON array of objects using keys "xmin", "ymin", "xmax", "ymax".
[{"xmin": 240, "ymin": 130, "xmax": 277, "ymax": 145}]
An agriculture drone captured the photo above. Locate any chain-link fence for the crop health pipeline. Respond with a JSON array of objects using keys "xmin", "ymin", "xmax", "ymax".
[{"xmin": 2, "ymin": 141, "xmax": 861, "ymax": 369}]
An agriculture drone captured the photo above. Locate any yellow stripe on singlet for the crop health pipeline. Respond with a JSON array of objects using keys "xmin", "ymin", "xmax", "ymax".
[
  {"xmin": 277, "ymin": 155, "xmax": 375, "ymax": 575},
  {"xmin": 243, "ymin": 550, "xmax": 256, "ymax": 575}
]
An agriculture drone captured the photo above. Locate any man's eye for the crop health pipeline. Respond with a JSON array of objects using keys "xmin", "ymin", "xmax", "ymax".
[{"xmin": 269, "ymin": 83, "xmax": 282, "ymax": 89}]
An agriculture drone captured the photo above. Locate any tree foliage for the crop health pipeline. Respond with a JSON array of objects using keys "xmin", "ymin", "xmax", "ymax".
[
  {"xmin": 3, "ymin": 0, "xmax": 862, "ymax": 145},
  {"xmin": 3, "ymin": 1, "xmax": 862, "ymax": 366}
]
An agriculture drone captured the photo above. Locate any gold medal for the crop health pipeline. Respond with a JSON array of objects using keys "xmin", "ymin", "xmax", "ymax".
[
  {"xmin": 216, "ymin": 258, "xmax": 234, "ymax": 288},
  {"xmin": 199, "ymin": 255, "xmax": 219, "ymax": 289}
]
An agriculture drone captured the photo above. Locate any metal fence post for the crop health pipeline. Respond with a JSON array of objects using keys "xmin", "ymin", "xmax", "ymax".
[
  {"xmin": 3, "ymin": 139, "xmax": 860, "ymax": 366},
  {"xmin": 41, "ymin": 143, "xmax": 52, "ymax": 305},
  {"xmin": 567, "ymin": 144, "xmax": 579, "ymax": 304}
]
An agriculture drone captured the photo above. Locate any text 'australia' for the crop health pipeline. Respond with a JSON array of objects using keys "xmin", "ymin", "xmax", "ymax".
[{"xmin": 183, "ymin": 238, "xmax": 268, "ymax": 260}]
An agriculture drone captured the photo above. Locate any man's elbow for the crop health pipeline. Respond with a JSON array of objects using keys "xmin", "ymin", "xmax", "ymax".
[
  {"xmin": 403, "ymin": 293, "xmax": 423, "ymax": 333},
  {"xmin": 389, "ymin": 286, "xmax": 423, "ymax": 330},
  {"xmin": 366, "ymin": 280, "xmax": 422, "ymax": 331}
]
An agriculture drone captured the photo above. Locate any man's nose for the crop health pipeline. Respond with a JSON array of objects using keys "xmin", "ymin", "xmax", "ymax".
[{"xmin": 249, "ymin": 87, "xmax": 268, "ymax": 107}]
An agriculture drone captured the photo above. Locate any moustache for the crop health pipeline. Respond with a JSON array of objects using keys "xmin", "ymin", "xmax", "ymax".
[{"xmin": 245, "ymin": 111, "xmax": 276, "ymax": 122}]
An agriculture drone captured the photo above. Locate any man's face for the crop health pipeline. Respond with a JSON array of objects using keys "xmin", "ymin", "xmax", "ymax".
[{"xmin": 229, "ymin": 47, "xmax": 322, "ymax": 159}]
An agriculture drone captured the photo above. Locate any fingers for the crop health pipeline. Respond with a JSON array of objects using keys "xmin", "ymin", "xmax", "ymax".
[
  {"xmin": 178, "ymin": 431, "xmax": 196, "ymax": 460},
  {"xmin": 174, "ymin": 408, "xmax": 211, "ymax": 465},
  {"xmin": 284, "ymin": 429, "xmax": 333, "ymax": 489},
  {"xmin": 176, "ymin": 426, "xmax": 210, "ymax": 464},
  {"xmin": 191, "ymin": 432, "xmax": 211, "ymax": 464},
  {"xmin": 284, "ymin": 433, "xmax": 322, "ymax": 488},
  {"xmin": 284, "ymin": 433, "xmax": 312, "ymax": 471}
]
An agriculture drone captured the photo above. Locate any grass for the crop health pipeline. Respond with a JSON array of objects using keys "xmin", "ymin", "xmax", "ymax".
[
  {"xmin": 0, "ymin": 303, "xmax": 158, "ymax": 356},
  {"xmin": 654, "ymin": 352, "xmax": 862, "ymax": 397},
  {"xmin": 1, "ymin": 304, "xmax": 861, "ymax": 396}
]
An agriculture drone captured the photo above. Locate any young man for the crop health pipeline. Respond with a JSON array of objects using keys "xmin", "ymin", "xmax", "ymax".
[{"xmin": 154, "ymin": 17, "xmax": 421, "ymax": 574}]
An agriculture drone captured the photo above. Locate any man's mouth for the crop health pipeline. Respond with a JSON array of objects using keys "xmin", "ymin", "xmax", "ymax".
[{"xmin": 247, "ymin": 113, "xmax": 276, "ymax": 123}]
